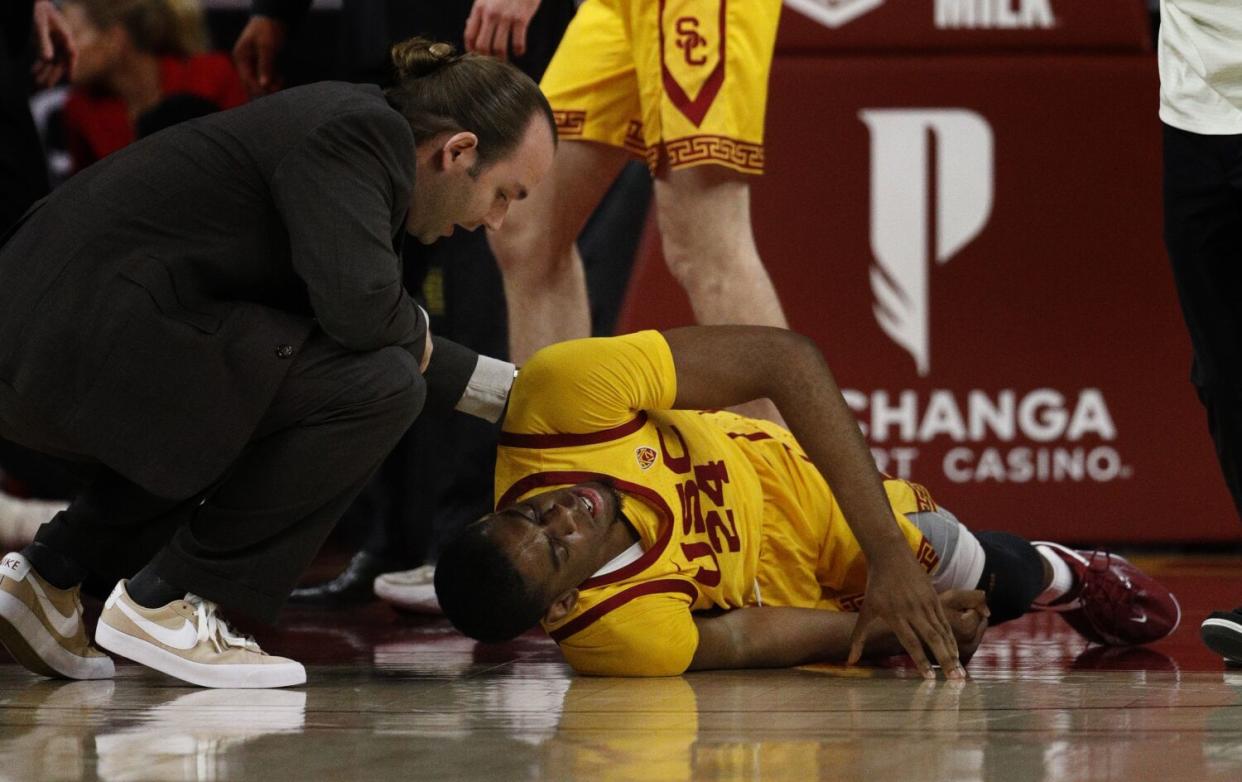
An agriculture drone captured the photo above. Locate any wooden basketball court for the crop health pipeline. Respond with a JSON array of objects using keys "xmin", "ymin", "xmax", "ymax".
[{"xmin": 2, "ymin": 553, "xmax": 1240, "ymax": 781}]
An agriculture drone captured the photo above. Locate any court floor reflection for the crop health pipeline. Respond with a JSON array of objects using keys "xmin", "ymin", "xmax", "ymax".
[{"xmin": 0, "ymin": 553, "xmax": 1240, "ymax": 781}]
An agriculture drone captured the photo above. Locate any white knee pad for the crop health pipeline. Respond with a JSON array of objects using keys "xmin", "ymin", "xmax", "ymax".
[{"xmin": 906, "ymin": 508, "xmax": 986, "ymax": 592}]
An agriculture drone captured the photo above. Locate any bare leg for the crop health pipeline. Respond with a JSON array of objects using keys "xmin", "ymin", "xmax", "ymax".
[
  {"xmin": 656, "ymin": 165, "xmax": 788, "ymax": 422},
  {"xmin": 489, "ymin": 141, "xmax": 630, "ymax": 363}
]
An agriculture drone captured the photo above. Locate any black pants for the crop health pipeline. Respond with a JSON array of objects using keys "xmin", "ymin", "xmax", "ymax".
[
  {"xmin": 27, "ymin": 331, "xmax": 425, "ymax": 621},
  {"xmin": 1163, "ymin": 123, "xmax": 1242, "ymax": 519}
]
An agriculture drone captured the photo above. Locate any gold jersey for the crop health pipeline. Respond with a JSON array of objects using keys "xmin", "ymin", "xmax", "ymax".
[{"xmin": 497, "ymin": 332, "xmax": 938, "ymax": 676}]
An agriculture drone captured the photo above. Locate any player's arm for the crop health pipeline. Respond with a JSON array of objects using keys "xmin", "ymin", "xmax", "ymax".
[
  {"xmin": 689, "ymin": 592, "xmax": 989, "ymax": 671},
  {"xmin": 234, "ymin": 0, "xmax": 309, "ymax": 95},
  {"xmin": 662, "ymin": 325, "xmax": 964, "ymax": 679}
]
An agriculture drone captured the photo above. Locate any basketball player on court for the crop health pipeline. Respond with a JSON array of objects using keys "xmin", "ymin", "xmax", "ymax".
[
  {"xmin": 472, "ymin": 0, "xmax": 977, "ymax": 669},
  {"xmin": 432, "ymin": 327, "xmax": 1180, "ymax": 676}
]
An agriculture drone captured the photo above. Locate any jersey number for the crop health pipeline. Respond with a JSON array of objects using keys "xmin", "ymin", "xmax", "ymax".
[{"xmin": 660, "ymin": 426, "xmax": 741, "ymax": 587}]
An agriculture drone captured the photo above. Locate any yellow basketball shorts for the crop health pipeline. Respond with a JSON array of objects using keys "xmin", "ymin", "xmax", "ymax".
[
  {"xmin": 540, "ymin": 0, "xmax": 781, "ymax": 175},
  {"xmin": 758, "ymin": 465, "xmax": 942, "ymax": 612}
]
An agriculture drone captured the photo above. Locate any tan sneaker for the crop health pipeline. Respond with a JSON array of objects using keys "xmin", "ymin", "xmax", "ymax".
[
  {"xmin": 95, "ymin": 581, "xmax": 305, "ymax": 689},
  {"xmin": 0, "ymin": 552, "xmax": 115, "ymax": 680}
]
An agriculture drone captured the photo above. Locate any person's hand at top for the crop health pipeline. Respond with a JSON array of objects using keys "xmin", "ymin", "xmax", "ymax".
[
  {"xmin": 31, "ymin": 0, "xmax": 77, "ymax": 88},
  {"xmin": 464, "ymin": 0, "xmax": 542, "ymax": 60},
  {"xmin": 232, "ymin": 16, "xmax": 288, "ymax": 97}
]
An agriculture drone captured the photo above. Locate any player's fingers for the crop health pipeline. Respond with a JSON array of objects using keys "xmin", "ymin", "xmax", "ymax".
[
  {"xmin": 464, "ymin": 5, "xmax": 483, "ymax": 51},
  {"xmin": 846, "ymin": 611, "xmax": 874, "ymax": 666},
  {"xmin": 473, "ymin": 12, "xmax": 499, "ymax": 56},
  {"xmin": 941, "ymin": 589, "xmax": 986, "ymax": 612},
  {"xmin": 492, "ymin": 18, "xmax": 511, "ymax": 60},
  {"xmin": 891, "ymin": 618, "xmax": 935, "ymax": 680},
  {"xmin": 37, "ymin": 15, "xmax": 55, "ymax": 62},
  {"xmin": 256, "ymin": 42, "xmax": 276, "ymax": 91},
  {"xmin": 60, "ymin": 34, "xmax": 78, "ymax": 75},
  {"xmin": 511, "ymin": 18, "xmax": 529, "ymax": 57},
  {"xmin": 233, "ymin": 39, "xmax": 260, "ymax": 95},
  {"xmin": 918, "ymin": 603, "xmax": 963, "ymax": 679},
  {"xmin": 31, "ymin": 61, "xmax": 50, "ymax": 88}
]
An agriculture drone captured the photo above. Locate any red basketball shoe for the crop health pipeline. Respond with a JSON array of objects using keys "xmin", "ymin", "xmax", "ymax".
[{"xmin": 1033, "ymin": 542, "xmax": 1181, "ymax": 646}]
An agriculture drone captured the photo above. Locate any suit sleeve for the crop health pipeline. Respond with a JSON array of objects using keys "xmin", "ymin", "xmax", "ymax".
[{"xmin": 270, "ymin": 108, "xmax": 426, "ymax": 363}]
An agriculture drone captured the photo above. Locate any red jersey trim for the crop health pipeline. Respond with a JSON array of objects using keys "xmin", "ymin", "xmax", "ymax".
[
  {"xmin": 495, "ymin": 470, "xmax": 676, "ymax": 590},
  {"xmin": 548, "ymin": 578, "xmax": 699, "ymax": 642},
  {"xmin": 499, "ymin": 412, "xmax": 648, "ymax": 449},
  {"xmin": 727, "ymin": 431, "xmax": 773, "ymax": 442}
]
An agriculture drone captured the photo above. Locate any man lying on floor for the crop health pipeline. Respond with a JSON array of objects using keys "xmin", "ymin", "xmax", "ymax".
[{"xmin": 432, "ymin": 328, "xmax": 1180, "ymax": 676}]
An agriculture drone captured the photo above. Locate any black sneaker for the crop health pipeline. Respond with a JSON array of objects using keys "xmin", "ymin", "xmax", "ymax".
[{"xmin": 1201, "ymin": 608, "xmax": 1242, "ymax": 664}]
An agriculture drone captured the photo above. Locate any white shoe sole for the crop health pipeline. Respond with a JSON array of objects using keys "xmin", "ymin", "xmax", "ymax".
[
  {"xmin": 1202, "ymin": 616, "xmax": 1242, "ymax": 663},
  {"xmin": 373, "ymin": 579, "xmax": 442, "ymax": 615},
  {"xmin": 0, "ymin": 590, "xmax": 114, "ymax": 679},
  {"xmin": 95, "ymin": 620, "xmax": 305, "ymax": 689}
]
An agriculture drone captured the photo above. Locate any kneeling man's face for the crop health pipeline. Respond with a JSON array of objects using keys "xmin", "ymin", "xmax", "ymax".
[
  {"xmin": 485, "ymin": 482, "xmax": 623, "ymax": 604},
  {"xmin": 407, "ymin": 115, "xmax": 555, "ymax": 244}
]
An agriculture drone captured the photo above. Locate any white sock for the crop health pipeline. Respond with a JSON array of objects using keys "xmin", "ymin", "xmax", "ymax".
[{"xmin": 1033, "ymin": 544, "xmax": 1076, "ymax": 606}]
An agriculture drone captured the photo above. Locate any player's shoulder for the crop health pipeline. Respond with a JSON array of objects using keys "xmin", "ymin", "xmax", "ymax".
[
  {"xmin": 549, "ymin": 578, "xmax": 700, "ymax": 676},
  {"xmin": 520, "ymin": 331, "xmax": 671, "ymax": 382}
]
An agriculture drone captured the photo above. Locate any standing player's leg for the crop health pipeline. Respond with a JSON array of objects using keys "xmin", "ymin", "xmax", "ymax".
[
  {"xmin": 654, "ymin": 166, "xmax": 786, "ymax": 329},
  {"xmin": 488, "ymin": 140, "xmax": 629, "ymax": 363},
  {"xmin": 488, "ymin": 0, "xmax": 641, "ymax": 363},
  {"xmin": 653, "ymin": 167, "xmax": 787, "ymax": 423}
]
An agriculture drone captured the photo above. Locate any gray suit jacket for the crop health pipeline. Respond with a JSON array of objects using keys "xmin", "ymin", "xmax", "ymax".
[{"xmin": 0, "ymin": 81, "xmax": 454, "ymax": 499}]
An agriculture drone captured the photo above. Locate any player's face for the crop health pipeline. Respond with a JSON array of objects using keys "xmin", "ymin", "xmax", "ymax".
[
  {"xmin": 406, "ymin": 115, "xmax": 554, "ymax": 245},
  {"xmin": 489, "ymin": 482, "xmax": 623, "ymax": 601}
]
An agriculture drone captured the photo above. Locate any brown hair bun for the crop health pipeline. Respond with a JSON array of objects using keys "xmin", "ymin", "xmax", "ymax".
[{"xmin": 391, "ymin": 37, "xmax": 457, "ymax": 81}]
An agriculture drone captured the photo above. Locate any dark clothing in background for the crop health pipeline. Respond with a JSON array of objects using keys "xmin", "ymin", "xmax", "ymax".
[
  {"xmin": 254, "ymin": 0, "xmax": 574, "ymax": 85},
  {"xmin": 0, "ymin": 0, "xmax": 50, "ymax": 230},
  {"xmin": 1163, "ymin": 123, "xmax": 1242, "ymax": 519}
]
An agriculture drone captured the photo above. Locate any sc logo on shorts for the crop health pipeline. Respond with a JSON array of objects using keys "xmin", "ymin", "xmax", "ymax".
[{"xmin": 675, "ymin": 17, "xmax": 709, "ymax": 66}]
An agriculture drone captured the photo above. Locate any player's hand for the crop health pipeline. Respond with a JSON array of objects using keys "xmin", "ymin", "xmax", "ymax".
[
  {"xmin": 31, "ymin": 0, "xmax": 76, "ymax": 89},
  {"xmin": 232, "ymin": 16, "xmax": 287, "ymax": 97},
  {"xmin": 464, "ymin": 0, "xmax": 542, "ymax": 60},
  {"xmin": 940, "ymin": 589, "xmax": 989, "ymax": 663},
  {"xmin": 848, "ymin": 550, "xmax": 963, "ymax": 679}
]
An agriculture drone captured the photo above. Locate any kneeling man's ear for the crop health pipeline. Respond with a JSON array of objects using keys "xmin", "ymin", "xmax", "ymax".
[
  {"xmin": 441, "ymin": 131, "xmax": 479, "ymax": 172},
  {"xmin": 544, "ymin": 588, "xmax": 579, "ymax": 624}
]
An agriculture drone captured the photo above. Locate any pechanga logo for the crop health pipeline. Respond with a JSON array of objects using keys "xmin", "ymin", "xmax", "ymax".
[
  {"xmin": 842, "ymin": 388, "xmax": 1132, "ymax": 484},
  {"xmin": 860, "ymin": 108, "xmax": 993, "ymax": 376},
  {"xmin": 852, "ymin": 110, "xmax": 1130, "ymax": 485},
  {"xmin": 784, "ymin": 0, "xmax": 884, "ymax": 29}
]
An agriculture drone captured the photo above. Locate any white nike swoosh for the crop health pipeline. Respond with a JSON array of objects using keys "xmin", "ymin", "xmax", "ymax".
[
  {"xmin": 115, "ymin": 598, "xmax": 198, "ymax": 650},
  {"xmin": 27, "ymin": 574, "xmax": 80, "ymax": 638},
  {"xmin": 1133, "ymin": 612, "xmax": 1148, "ymax": 624}
]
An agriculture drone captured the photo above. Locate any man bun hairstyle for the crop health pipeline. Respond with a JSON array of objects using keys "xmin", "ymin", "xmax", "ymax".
[
  {"xmin": 385, "ymin": 36, "xmax": 557, "ymax": 170},
  {"xmin": 434, "ymin": 518, "xmax": 550, "ymax": 644}
]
